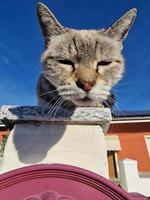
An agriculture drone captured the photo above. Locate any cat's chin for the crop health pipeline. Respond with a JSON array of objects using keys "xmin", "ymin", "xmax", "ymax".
[{"xmin": 70, "ymin": 98, "xmax": 104, "ymax": 107}]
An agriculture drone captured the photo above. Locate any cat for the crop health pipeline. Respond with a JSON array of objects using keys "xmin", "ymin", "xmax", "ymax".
[{"xmin": 36, "ymin": 2, "xmax": 137, "ymax": 109}]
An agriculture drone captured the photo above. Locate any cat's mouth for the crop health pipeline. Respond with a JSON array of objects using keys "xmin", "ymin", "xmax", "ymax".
[
  {"xmin": 57, "ymin": 84, "xmax": 109, "ymax": 107},
  {"xmin": 81, "ymin": 96, "xmax": 90, "ymax": 100},
  {"xmin": 70, "ymin": 96, "xmax": 101, "ymax": 107},
  {"xmin": 76, "ymin": 97, "xmax": 92, "ymax": 103},
  {"xmin": 70, "ymin": 95, "xmax": 92, "ymax": 102}
]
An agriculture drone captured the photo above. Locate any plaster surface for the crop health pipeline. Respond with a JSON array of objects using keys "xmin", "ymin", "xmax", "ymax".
[{"xmin": 0, "ymin": 106, "xmax": 111, "ymax": 178}]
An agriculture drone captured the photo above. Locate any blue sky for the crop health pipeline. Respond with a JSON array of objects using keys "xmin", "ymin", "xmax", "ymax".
[{"xmin": 0, "ymin": 0, "xmax": 150, "ymax": 111}]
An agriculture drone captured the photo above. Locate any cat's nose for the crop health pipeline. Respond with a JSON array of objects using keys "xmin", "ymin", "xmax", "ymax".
[{"xmin": 76, "ymin": 80, "xmax": 96, "ymax": 92}]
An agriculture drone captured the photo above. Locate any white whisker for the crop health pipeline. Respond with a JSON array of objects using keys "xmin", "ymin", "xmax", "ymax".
[
  {"xmin": 38, "ymin": 96, "xmax": 62, "ymax": 130},
  {"xmin": 50, "ymin": 97, "xmax": 69, "ymax": 142},
  {"xmin": 39, "ymin": 89, "xmax": 57, "ymax": 97}
]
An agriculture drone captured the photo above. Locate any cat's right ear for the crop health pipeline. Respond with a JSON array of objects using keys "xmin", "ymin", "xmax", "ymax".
[
  {"xmin": 37, "ymin": 2, "xmax": 64, "ymax": 47},
  {"xmin": 104, "ymin": 8, "xmax": 137, "ymax": 43}
]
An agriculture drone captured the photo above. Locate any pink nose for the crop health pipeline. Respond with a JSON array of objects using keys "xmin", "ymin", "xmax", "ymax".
[{"xmin": 76, "ymin": 80, "xmax": 96, "ymax": 92}]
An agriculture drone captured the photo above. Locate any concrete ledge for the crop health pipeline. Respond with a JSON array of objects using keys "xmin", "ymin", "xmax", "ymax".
[{"xmin": 0, "ymin": 106, "xmax": 111, "ymax": 131}]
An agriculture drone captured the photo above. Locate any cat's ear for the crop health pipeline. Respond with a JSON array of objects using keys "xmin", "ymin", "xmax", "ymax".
[
  {"xmin": 37, "ymin": 2, "xmax": 64, "ymax": 46},
  {"xmin": 104, "ymin": 8, "xmax": 137, "ymax": 42}
]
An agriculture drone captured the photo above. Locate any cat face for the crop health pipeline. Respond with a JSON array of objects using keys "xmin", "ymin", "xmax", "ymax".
[{"xmin": 37, "ymin": 3, "xmax": 137, "ymax": 107}]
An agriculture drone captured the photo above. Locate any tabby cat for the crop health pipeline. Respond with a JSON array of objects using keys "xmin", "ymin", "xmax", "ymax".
[{"xmin": 36, "ymin": 3, "xmax": 137, "ymax": 108}]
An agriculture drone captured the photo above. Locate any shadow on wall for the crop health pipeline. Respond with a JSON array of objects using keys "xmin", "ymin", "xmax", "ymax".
[
  {"xmin": 13, "ymin": 123, "xmax": 67, "ymax": 164},
  {"xmin": 2, "ymin": 105, "xmax": 75, "ymax": 164}
]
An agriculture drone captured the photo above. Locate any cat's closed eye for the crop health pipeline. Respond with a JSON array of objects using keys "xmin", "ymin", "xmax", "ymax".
[
  {"xmin": 97, "ymin": 60, "xmax": 112, "ymax": 66},
  {"xmin": 58, "ymin": 59, "xmax": 74, "ymax": 68}
]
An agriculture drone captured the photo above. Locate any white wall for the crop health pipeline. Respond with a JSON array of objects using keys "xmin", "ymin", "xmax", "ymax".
[
  {"xmin": 119, "ymin": 159, "xmax": 150, "ymax": 196},
  {"xmin": 0, "ymin": 123, "xmax": 109, "ymax": 178}
]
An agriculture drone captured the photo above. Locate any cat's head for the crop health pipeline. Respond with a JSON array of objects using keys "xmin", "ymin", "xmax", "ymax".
[{"xmin": 37, "ymin": 3, "xmax": 137, "ymax": 107}]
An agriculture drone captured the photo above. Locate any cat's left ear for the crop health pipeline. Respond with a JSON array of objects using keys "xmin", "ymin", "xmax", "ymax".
[
  {"xmin": 37, "ymin": 2, "xmax": 64, "ymax": 46},
  {"xmin": 105, "ymin": 8, "xmax": 137, "ymax": 42}
]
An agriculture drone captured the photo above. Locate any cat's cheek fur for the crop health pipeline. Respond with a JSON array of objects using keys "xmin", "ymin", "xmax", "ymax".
[
  {"xmin": 104, "ymin": 63, "xmax": 124, "ymax": 86},
  {"xmin": 43, "ymin": 74, "xmax": 59, "ymax": 88}
]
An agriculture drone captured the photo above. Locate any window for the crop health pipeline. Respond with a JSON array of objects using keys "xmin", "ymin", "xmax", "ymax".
[
  {"xmin": 145, "ymin": 136, "xmax": 150, "ymax": 158},
  {"xmin": 107, "ymin": 151, "xmax": 118, "ymax": 178},
  {"xmin": 105, "ymin": 135, "xmax": 121, "ymax": 183}
]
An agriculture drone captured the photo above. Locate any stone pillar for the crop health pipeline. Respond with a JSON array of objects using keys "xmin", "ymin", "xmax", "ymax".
[{"xmin": 0, "ymin": 106, "xmax": 111, "ymax": 178}]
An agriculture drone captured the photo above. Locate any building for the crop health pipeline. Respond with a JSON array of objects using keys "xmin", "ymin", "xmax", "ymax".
[
  {"xmin": 107, "ymin": 111, "xmax": 150, "ymax": 179},
  {"xmin": 106, "ymin": 111, "xmax": 150, "ymax": 196}
]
